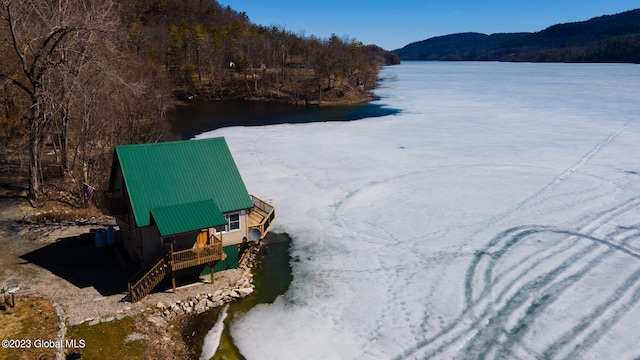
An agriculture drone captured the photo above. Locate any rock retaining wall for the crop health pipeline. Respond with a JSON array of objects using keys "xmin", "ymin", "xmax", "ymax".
[{"xmin": 156, "ymin": 269, "xmax": 255, "ymax": 319}]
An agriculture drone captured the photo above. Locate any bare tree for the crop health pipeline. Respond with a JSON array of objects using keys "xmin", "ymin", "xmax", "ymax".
[{"xmin": 0, "ymin": 0, "xmax": 117, "ymax": 200}]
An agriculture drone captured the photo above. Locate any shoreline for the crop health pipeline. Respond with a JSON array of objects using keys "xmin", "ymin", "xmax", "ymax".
[{"xmin": 174, "ymin": 82, "xmax": 376, "ymax": 108}]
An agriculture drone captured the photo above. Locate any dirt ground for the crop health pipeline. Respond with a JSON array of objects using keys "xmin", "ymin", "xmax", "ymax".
[{"xmin": 0, "ymin": 184, "xmax": 125, "ymax": 321}]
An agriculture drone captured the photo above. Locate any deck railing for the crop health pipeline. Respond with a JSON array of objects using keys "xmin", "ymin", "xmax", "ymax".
[
  {"xmin": 128, "ymin": 257, "xmax": 169, "ymax": 303},
  {"xmin": 171, "ymin": 234, "xmax": 224, "ymax": 271},
  {"xmin": 250, "ymin": 195, "xmax": 276, "ymax": 238},
  {"xmin": 251, "ymin": 195, "xmax": 274, "ymax": 215}
]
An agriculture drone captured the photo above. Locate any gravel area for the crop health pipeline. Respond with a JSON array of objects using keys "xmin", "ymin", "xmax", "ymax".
[{"xmin": 30, "ymin": 268, "xmax": 244, "ymax": 326}]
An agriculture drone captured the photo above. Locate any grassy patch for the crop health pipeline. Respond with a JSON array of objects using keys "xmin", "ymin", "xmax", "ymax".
[
  {"xmin": 0, "ymin": 297, "xmax": 59, "ymax": 360},
  {"xmin": 66, "ymin": 317, "xmax": 143, "ymax": 360}
]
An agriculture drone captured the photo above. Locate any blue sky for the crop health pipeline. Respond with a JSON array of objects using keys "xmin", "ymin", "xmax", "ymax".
[{"xmin": 220, "ymin": 1, "xmax": 640, "ymax": 50}]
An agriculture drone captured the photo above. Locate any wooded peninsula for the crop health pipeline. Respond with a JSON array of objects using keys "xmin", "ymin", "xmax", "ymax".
[{"xmin": 0, "ymin": 0, "xmax": 399, "ymax": 207}]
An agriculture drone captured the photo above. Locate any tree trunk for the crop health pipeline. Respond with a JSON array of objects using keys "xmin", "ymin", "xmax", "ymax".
[
  {"xmin": 61, "ymin": 105, "xmax": 69, "ymax": 176},
  {"xmin": 56, "ymin": 81, "xmax": 70, "ymax": 177},
  {"xmin": 29, "ymin": 92, "xmax": 41, "ymax": 200}
]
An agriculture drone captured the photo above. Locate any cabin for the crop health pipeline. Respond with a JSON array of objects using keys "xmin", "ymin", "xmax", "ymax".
[{"xmin": 106, "ymin": 137, "xmax": 275, "ymax": 302}]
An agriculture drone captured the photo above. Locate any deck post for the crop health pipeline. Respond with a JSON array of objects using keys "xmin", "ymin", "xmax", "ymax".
[{"xmin": 171, "ymin": 237, "xmax": 177, "ymax": 293}]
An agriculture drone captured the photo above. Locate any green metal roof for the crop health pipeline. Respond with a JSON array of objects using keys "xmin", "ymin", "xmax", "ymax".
[
  {"xmin": 114, "ymin": 137, "xmax": 253, "ymax": 234},
  {"xmin": 151, "ymin": 200, "xmax": 227, "ymax": 237}
]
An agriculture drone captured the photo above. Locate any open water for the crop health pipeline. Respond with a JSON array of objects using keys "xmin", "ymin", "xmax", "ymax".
[{"xmin": 168, "ymin": 99, "xmax": 400, "ymax": 139}]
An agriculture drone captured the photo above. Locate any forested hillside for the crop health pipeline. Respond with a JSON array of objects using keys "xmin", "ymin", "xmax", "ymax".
[
  {"xmin": 0, "ymin": 0, "xmax": 395, "ymax": 207},
  {"xmin": 395, "ymin": 8, "xmax": 640, "ymax": 63},
  {"xmin": 121, "ymin": 0, "xmax": 398, "ymax": 103}
]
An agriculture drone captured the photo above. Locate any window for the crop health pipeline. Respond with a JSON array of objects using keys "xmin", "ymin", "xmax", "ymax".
[{"xmin": 222, "ymin": 213, "xmax": 240, "ymax": 232}]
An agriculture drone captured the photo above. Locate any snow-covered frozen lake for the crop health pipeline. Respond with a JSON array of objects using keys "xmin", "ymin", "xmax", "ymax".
[{"xmin": 197, "ymin": 61, "xmax": 640, "ymax": 359}]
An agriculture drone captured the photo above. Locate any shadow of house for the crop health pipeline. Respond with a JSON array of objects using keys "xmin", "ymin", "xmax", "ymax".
[{"xmin": 20, "ymin": 231, "xmax": 137, "ymax": 297}]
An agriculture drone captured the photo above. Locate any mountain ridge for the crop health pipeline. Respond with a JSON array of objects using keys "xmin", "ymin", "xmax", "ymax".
[{"xmin": 394, "ymin": 8, "xmax": 640, "ymax": 63}]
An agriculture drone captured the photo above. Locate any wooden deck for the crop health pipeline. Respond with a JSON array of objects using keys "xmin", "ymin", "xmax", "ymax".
[
  {"xmin": 248, "ymin": 207, "xmax": 269, "ymax": 228},
  {"xmin": 171, "ymin": 243, "xmax": 226, "ymax": 271},
  {"xmin": 248, "ymin": 195, "xmax": 275, "ymax": 239}
]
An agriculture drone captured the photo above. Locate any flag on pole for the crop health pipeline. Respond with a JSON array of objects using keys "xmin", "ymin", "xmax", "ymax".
[{"xmin": 82, "ymin": 182, "xmax": 95, "ymax": 204}]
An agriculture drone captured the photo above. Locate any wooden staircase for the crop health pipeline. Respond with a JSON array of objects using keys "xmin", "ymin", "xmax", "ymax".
[
  {"xmin": 127, "ymin": 238, "xmax": 226, "ymax": 302},
  {"xmin": 128, "ymin": 256, "xmax": 169, "ymax": 303}
]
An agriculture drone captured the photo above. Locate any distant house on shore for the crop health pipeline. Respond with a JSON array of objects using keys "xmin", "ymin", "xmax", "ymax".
[{"xmin": 106, "ymin": 137, "xmax": 275, "ymax": 302}]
